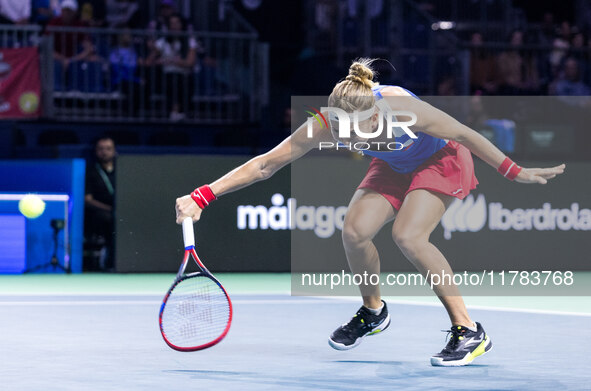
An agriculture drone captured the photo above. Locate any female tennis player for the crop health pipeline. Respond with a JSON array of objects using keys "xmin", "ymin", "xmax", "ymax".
[{"xmin": 175, "ymin": 58, "xmax": 565, "ymax": 366}]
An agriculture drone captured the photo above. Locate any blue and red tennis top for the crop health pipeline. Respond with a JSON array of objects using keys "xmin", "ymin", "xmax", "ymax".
[{"xmin": 361, "ymin": 85, "xmax": 447, "ymax": 173}]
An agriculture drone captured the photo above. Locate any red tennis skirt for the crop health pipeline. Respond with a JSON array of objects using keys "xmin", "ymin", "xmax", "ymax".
[{"xmin": 358, "ymin": 141, "xmax": 479, "ymax": 210}]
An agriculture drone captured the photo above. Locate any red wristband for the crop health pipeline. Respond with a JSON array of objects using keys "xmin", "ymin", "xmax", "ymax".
[
  {"xmin": 497, "ymin": 157, "xmax": 522, "ymax": 181},
  {"xmin": 190, "ymin": 185, "xmax": 217, "ymax": 209}
]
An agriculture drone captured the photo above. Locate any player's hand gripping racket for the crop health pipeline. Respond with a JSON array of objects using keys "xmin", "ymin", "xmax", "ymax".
[{"xmin": 159, "ymin": 217, "xmax": 233, "ymax": 351}]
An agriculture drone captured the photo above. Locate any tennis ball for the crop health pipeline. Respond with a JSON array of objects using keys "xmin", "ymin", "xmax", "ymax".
[
  {"xmin": 19, "ymin": 92, "xmax": 40, "ymax": 114},
  {"xmin": 18, "ymin": 194, "xmax": 46, "ymax": 219}
]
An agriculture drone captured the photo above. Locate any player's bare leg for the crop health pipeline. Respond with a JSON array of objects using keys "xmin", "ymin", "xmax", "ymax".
[
  {"xmin": 342, "ymin": 189, "xmax": 396, "ymax": 308},
  {"xmin": 391, "ymin": 189, "xmax": 492, "ymax": 366},
  {"xmin": 392, "ymin": 189, "xmax": 472, "ymax": 325},
  {"xmin": 328, "ymin": 189, "xmax": 395, "ymax": 350}
]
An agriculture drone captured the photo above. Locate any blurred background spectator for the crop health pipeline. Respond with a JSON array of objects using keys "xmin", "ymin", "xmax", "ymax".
[
  {"xmin": 47, "ymin": 0, "xmax": 97, "ymax": 69},
  {"xmin": 537, "ymin": 12, "xmax": 556, "ymax": 46},
  {"xmin": 147, "ymin": 0, "xmax": 176, "ymax": 32},
  {"xmin": 549, "ymin": 56, "xmax": 591, "ymax": 106},
  {"xmin": 469, "ymin": 32, "xmax": 498, "ymax": 94},
  {"xmin": 79, "ymin": 0, "xmax": 106, "ymax": 27},
  {"xmin": 549, "ymin": 21, "xmax": 572, "ymax": 76},
  {"xmin": 0, "ymin": 0, "xmax": 31, "ymax": 25},
  {"xmin": 496, "ymin": 30, "xmax": 540, "ymax": 94},
  {"xmin": 31, "ymin": 0, "xmax": 54, "ymax": 26},
  {"xmin": 106, "ymin": 0, "xmax": 139, "ymax": 28},
  {"xmin": 109, "ymin": 30, "xmax": 141, "ymax": 113},
  {"xmin": 145, "ymin": 13, "xmax": 197, "ymax": 120}
]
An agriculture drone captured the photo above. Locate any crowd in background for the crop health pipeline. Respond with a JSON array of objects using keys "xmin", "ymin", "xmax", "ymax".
[
  {"xmin": 0, "ymin": 0, "xmax": 141, "ymax": 28},
  {"xmin": 469, "ymin": 13, "xmax": 591, "ymax": 98},
  {"xmin": 2, "ymin": 0, "xmax": 591, "ymax": 127},
  {"xmin": 0, "ymin": 0, "xmax": 216, "ymax": 120}
]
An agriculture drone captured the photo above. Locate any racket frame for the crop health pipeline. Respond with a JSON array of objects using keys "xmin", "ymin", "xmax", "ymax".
[{"xmin": 158, "ymin": 218, "xmax": 233, "ymax": 352}]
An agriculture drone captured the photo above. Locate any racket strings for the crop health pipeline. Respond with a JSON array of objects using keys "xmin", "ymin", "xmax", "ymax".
[{"xmin": 161, "ymin": 275, "xmax": 230, "ymax": 348}]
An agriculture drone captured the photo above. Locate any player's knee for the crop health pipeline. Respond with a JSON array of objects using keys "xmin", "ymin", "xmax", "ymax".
[
  {"xmin": 392, "ymin": 228, "xmax": 424, "ymax": 256},
  {"xmin": 342, "ymin": 223, "xmax": 371, "ymax": 249}
]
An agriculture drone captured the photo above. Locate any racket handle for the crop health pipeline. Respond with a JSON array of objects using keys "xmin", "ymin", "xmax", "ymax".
[{"xmin": 182, "ymin": 217, "xmax": 195, "ymax": 249}]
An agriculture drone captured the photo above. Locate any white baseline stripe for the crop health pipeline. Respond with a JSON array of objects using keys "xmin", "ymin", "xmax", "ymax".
[
  {"xmin": 318, "ymin": 296, "xmax": 591, "ymax": 317},
  {"xmin": 0, "ymin": 194, "xmax": 69, "ymax": 201},
  {"xmin": 0, "ymin": 299, "xmax": 333, "ymax": 306},
  {"xmin": 0, "ymin": 287, "xmax": 292, "ymax": 302},
  {"xmin": 396, "ymin": 299, "xmax": 591, "ymax": 317},
  {"xmin": 0, "ymin": 296, "xmax": 589, "ymax": 317},
  {"xmin": 0, "ymin": 301, "xmax": 161, "ymax": 306},
  {"xmin": 466, "ymin": 304, "xmax": 591, "ymax": 317}
]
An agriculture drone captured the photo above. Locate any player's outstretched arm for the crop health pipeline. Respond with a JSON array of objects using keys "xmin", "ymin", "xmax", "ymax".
[
  {"xmin": 175, "ymin": 119, "xmax": 331, "ymax": 224},
  {"xmin": 380, "ymin": 86, "xmax": 566, "ymax": 185}
]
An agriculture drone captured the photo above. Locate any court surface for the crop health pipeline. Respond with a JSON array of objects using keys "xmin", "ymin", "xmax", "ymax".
[{"xmin": 1, "ymin": 274, "xmax": 590, "ymax": 391}]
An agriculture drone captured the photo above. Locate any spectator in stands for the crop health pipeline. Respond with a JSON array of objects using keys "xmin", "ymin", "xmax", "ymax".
[
  {"xmin": 569, "ymin": 32, "xmax": 588, "ymax": 84},
  {"xmin": 0, "ymin": 0, "xmax": 31, "ymax": 24},
  {"xmin": 106, "ymin": 0, "xmax": 139, "ymax": 28},
  {"xmin": 85, "ymin": 136, "xmax": 117, "ymax": 271},
  {"xmin": 570, "ymin": 32, "xmax": 585, "ymax": 54},
  {"xmin": 549, "ymin": 22, "xmax": 571, "ymax": 76},
  {"xmin": 109, "ymin": 31, "xmax": 137, "ymax": 82},
  {"xmin": 537, "ymin": 12, "xmax": 556, "ymax": 46},
  {"xmin": 437, "ymin": 75, "xmax": 456, "ymax": 96},
  {"xmin": 569, "ymin": 31, "xmax": 586, "ymax": 62},
  {"xmin": 148, "ymin": 0, "xmax": 176, "ymax": 32},
  {"xmin": 47, "ymin": 0, "xmax": 97, "ymax": 69},
  {"xmin": 31, "ymin": 0, "xmax": 54, "ymax": 26},
  {"xmin": 145, "ymin": 13, "xmax": 197, "ymax": 120},
  {"xmin": 144, "ymin": 0, "xmax": 180, "ymax": 74},
  {"xmin": 496, "ymin": 30, "xmax": 540, "ymax": 95},
  {"xmin": 587, "ymin": 36, "xmax": 591, "ymax": 85},
  {"xmin": 109, "ymin": 31, "xmax": 140, "ymax": 113},
  {"xmin": 313, "ymin": 0, "xmax": 337, "ymax": 44},
  {"xmin": 559, "ymin": 21, "xmax": 573, "ymax": 41},
  {"xmin": 469, "ymin": 32, "xmax": 498, "ymax": 94},
  {"xmin": 79, "ymin": 0, "xmax": 106, "ymax": 27},
  {"xmin": 549, "ymin": 57, "xmax": 591, "ymax": 105},
  {"xmin": 465, "ymin": 93, "xmax": 488, "ymax": 132}
]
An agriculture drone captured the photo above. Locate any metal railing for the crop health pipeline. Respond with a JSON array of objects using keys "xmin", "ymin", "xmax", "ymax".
[
  {"xmin": 0, "ymin": 25, "xmax": 267, "ymax": 124},
  {"xmin": 0, "ymin": 25, "xmax": 42, "ymax": 47}
]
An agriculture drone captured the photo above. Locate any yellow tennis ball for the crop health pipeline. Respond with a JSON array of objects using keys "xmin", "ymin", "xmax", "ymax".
[
  {"xmin": 19, "ymin": 92, "xmax": 40, "ymax": 114},
  {"xmin": 18, "ymin": 194, "xmax": 46, "ymax": 219}
]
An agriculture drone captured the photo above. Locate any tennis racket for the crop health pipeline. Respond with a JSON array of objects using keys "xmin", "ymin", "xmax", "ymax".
[{"xmin": 159, "ymin": 217, "xmax": 233, "ymax": 351}]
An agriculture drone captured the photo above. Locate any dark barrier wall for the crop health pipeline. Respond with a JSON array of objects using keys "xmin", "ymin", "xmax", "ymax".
[
  {"xmin": 115, "ymin": 155, "xmax": 291, "ymax": 272},
  {"xmin": 115, "ymin": 154, "xmax": 590, "ymax": 272}
]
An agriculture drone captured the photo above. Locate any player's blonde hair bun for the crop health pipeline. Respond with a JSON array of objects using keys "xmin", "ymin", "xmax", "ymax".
[
  {"xmin": 345, "ymin": 58, "xmax": 376, "ymax": 88},
  {"xmin": 328, "ymin": 58, "xmax": 379, "ymax": 112}
]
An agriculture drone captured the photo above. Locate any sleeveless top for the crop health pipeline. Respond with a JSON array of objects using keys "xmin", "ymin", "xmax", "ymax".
[{"xmin": 360, "ymin": 85, "xmax": 447, "ymax": 173}]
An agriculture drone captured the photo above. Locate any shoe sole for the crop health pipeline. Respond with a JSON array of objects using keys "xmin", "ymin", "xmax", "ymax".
[
  {"xmin": 328, "ymin": 314, "xmax": 391, "ymax": 351},
  {"xmin": 430, "ymin": 334, "xmax": 493, "ymax": 367}
]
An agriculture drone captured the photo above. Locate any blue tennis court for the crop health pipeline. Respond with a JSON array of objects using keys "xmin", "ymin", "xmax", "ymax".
[{"xmin": 2, "ymin": 274, "xmax": 590, "ymax": 391}]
